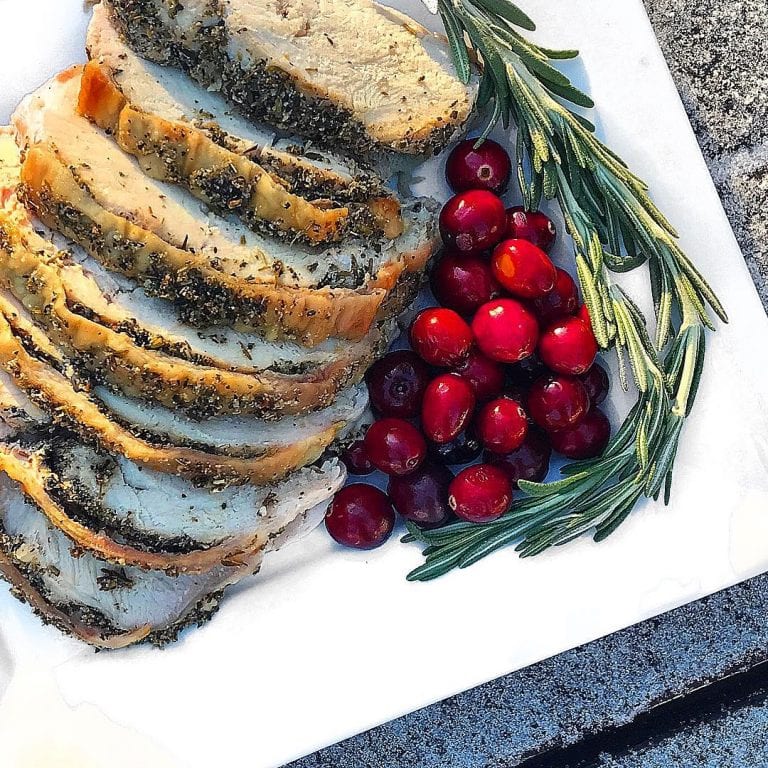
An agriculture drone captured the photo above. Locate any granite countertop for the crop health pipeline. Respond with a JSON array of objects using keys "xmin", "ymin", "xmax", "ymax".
[{"xmin": 291, "ymin": 0, "xmax": 768, "ymax": 765}]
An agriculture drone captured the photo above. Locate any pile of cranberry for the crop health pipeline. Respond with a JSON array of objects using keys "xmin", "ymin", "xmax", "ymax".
[{"xmin": 325, "ymin": 139, "xmax": 612, "ymax": 551}]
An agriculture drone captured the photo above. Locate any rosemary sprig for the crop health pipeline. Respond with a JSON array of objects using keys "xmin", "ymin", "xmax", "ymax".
[{"xmin": 406, "ymin": 0, "xmax": 726, "ymax": 581}]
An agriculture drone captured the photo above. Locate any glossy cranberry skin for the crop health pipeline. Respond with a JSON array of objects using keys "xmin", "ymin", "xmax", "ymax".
[
  {"xmin": 505, "ymin": 207, "xmax": 557, "ymax": 252},
  {"xmin": 471, "ymin": 299, "xmax": 539, "ymax": 364},
  {"xmin": 366, "ymin": 350, "xmax": 430, "ymax": 418},
  {"xmin": 527, "ymin": 375, "xmax": 590, "ymax": 432},
  {"xmin": 341, "ymin": 440, "xmax": 374, "ymax": 476},
  {"xmin": 477, "ymin": 397, "xmax": 529, "ymax": 454},
  {"xmin": 578, "ymin": 304, "xmax": 591, "ymax": 326},
  {"xmin": 440, "ymin": 190, "xmax": 507, "ymax": 255},
  {"xmin": 325, "ymin": 484, "xmax": 395, "ymax": 549},
  {"xmin": 486, "ymin": 430, "xmax": 552, "ymax": 487},
  {"xmin": 364, "ymin": 418, "xmax": 427, "ymax": 476},
  {"xmin": 550, "ymin": 408, "xmax": 611, "ymax": 459},
  {"xmin": 449, "ymin": 464, "xmax": 513, "ymax": 523},
  {"xmin": 410, "ymin": 308, "xmax": 473, "ymax": 367},
  {"xmin": 428, "ymin": 428, "xmax": 483, "ymax": 466},
  {"xmin": 388, "ymin": 462, "xmax": 454, "ymax": 529},
  {"xmin": 491, "ymin": 239, "xmax": 557, "ymax": 299},
  {"xmin": 421, "ymin": 373, "xmax": 476, "ymax": 444},
  {"xmin": 579, "ymin": 363, "xmax": 610, "ymax": 406},
  {"xmin": 531, "ymin": 268, "xmax": 580, "ymax": 324},
  {"xmin": 453, "ymin": 349, "xmax": 505, "ymax": 402},
  {"xmin": 445, "ymin": 138, "xmax": 512, "ymax": 194},
  {"xmin": 431, "ymin": 252, "xmax": 501, "ymax": 316},
  {"xmin": 539, "ymin": 316, "xmax": 599, "ymax": 376}
]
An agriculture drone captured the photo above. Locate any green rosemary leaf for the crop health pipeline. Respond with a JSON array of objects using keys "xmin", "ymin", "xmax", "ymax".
[
  {"xmin": 469, "ymin": 0, "xmax": 537, "ymax": 31},
  {"xmin": 541, "ymin": 78, "xmax": 595, "ymax": 109},
  {"xmin": 537, "ymin": 45, "xmax": 579, "ymax": 60},
  {"xmin": 439, "ymin": 5, "xmax": 473, "ymax": 84}
]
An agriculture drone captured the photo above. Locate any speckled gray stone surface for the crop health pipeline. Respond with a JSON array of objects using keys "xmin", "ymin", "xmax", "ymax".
[{"xmin": 291, "ymin": 1, "xmax": 768, "ymax": 765}]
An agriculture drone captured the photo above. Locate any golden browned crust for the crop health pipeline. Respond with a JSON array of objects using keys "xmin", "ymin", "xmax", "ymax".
[
  {"xmin": 20, "ymin": 144, "xmax": 398, "ymax": 346},
  {"xmin": 0, "ymin": 307, "xmax": 342, "ymax": 485},
  {"xmin": 78, "ymin": 61, "xmax": 357, "ymax": 244},
  {"xmin": 0, "ymin": 218, "xmax": 379, "ymax": 417},
  {"xmin": 0, "ymin": 443, "xmax": 267, "ymax": 574}
]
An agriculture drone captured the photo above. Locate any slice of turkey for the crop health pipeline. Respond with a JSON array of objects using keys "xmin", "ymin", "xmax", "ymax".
[
  {"xmin": 0, "ymin": 469, "xmax": 330, "ymax": 648},
  {"xmin": 0, "ymin": 146, "xmax": 392, "ymax": 417},
  {"xmin": 102, "ymin": 0, "xmax": 474, "ymax": 157},
  {"xmin": 13, "ymin": 68, "xmax": 437, "ymax": 345},
  {"xmin": 85, "ymin": 1, "xmax": 395, "ymax": 206},
  {"xmin": 0, "ymin": 298, "xmax": 366, "ymax": 485}
]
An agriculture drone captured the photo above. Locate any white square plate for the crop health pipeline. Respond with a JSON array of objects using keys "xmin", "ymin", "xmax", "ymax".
[{"xmin": 1, "ymin": 2, "xmax": 767, "ymax": 767}]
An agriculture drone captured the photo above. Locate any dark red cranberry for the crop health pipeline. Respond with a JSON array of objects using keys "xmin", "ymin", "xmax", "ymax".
[
  {"xmin": 449, "ymin": 464, "xmax": 512, "ymax": 523},
  {"xmin": 410, "ymin": 308, "xmax": 473, "ymax": 367},
  {"xmin": 477, "ymin": 397, "xmax": 529, "ymax": 454},
  {"xmin": 486, "ymin": 429, "xmax": 552, "ymax": 487},
  {"xmin": 539, "ymin": 316, "xmax": 599, "ymax": 376},
  {"xmin": 341, "ymin": 440, "xmax": 374, "ymax": 476},
  {"xmin": 388, "ymin": 462, "xmax": 454, "ymax": 529},
  {"xmin": 431, "ymin": 252, "xmax": 501, "ymax": 316},
  {"xmin": 578, "ymin": 304, "xmax": 591, "ymax": 326},
  {"xmin": 508, "ymin": 354, "xmax": 547, "ymax": 388},
  {"xmin": 550, "ymin": 408, "xmax": 611, "ymax": 459},
  {"xmin": 325, "ymin": 484, "xmax": 395, "ymax": 549},
  {"xmin": 471, "ymin": 299, "xmax": 539, "ymax": 363},
  {"xmin": 440, "ymin": 190, "xmax": 506, "ymax": 255},
  {"xmin": 505, "ymin": 207, "xmax": 557, "ymax": 252},
  {"xmin": 531, "ymin": 268, "xmax": 580, "ymax": 324},
  {"xmin": 491, "ymin": 239, "xmax": 557, "ymax": 299},
  {"xmin": 421, "ymin": 373, "xmax": 476, "ymax": 444},
  {"xmin": 579, "ymin": 363, "xmax": 610, "ymax": 406},
  {"xmin": 445, "ymin": 138, "xmax": 512, "ymax": 194},
  {"xmin": 364, "ymin": 418, "xmax": 426, "ymax": 476},
  {"xmin": 366, "ymin": 350, "xmax": 430, "ymax": 418},
  {"xmin": 428, "ymin": 428, "xmax": 483, "ymax": 466},
  {"xmin": 453, "ymin": 349, "xmax": 505, "ymax": 402},
  {"xmin": 527, "ymin": 375, "xmax": 590, "ymax": 432}
]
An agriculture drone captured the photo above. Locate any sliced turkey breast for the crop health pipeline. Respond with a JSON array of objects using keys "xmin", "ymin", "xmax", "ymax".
[
  {"xmin": 0, "ymin": 164, "xmax": 393, "ymax": 416},
  {"xmin": 85, "ymin": 2, "xmax": 395, "ymax": 205},
  {"xmin": 84, "ymin": 2, "xmax": 402, "ymax": 241},
  {"xmin": 0, "ymin": 299, "xmax": 366, "ymax": 485},
  {"xmin": 13, "ymin": 68, "xmax": 438, "ymax": 346},
  {"xmin": 103, "ymin": 0, "xmax": 473, "ymax": 158},
  {"xmin": 0, "ymin": 436, "xmax": 342, "ymax": 573}
]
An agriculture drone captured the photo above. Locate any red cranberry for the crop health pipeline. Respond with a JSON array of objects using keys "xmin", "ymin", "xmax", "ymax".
[
  {"xmin": 491, "ymin": 239, "xmax": 557, "ymax": 299},
  {"xmin": 505, "ymin": 207, "xmax": 557, "ymax": 252},
  {"xmin": 531, "ymin": 268, "xmax": 580, "ymax": 324},
  {"xmin": 341, "ymin": 440, "xmax": 374, "ymax": 476},
  {"xmin": 453, "ymin": 349, "xmax": 505, "ymax": 402},
  {"xmin": 578, "ymin": 304, "xmax": 591, "ymax": 326},
  {"xmin": 364, "ymin": 418, "xmax": 426, "ymax": 476},
  {"xmin": 445, "ymin": 138, "xmax": 512, "ymax": 194},
  {"xmin": 366, "ymin": 350, "xmax": 430, "ymax": 418},
  {"xmin": 440, "ymin": 190, "xmax": 506, "ymax": 255},
  {"xmin": 449, "ymin": 464, "xmax": 512, "ymax": 523},
  {"xmin": 579, "ymin": 363, "xmax": 610, "ymax": 406},
  {"xmin": 421, "ymin": 373, "xmax": 476, "ymax": 444},
  {"xmin": 428, "ymin": 428, "xmax": 482, "ymax": 466},
  {"xmin": 550, "ymin": 408, "xmax": 611, "ymax": 459},
  {"xmin": 539, "ymin": 316, "xmax": 598, "ymax": 376},
  {"xmin": 410, "ymin": 308, "xmax": 473, "ymax": 367},
  {"xmin": 486, "ymin": 430, "xmax": 552, "ymax": 487},
  {"xmin": 477, "ymin": 397, "xmax": 529, "ymax": 454},
  {"xmin": 388, "ymin": 462, "xmax": 454, "ymax": 529},
  {"xmin": 431, "ymin": 252, "xmax": 501, "ymax": 316},
  {"xmin": 471, "ymin": 299, "xmax": 539, "ymax": 364},
  {"xmin": 527, "ymin": 375, "xmax": 590, "ymax": 432},
  {"xmin": 325, "ymin": 484, "xmax": 395, "ymax": 549}
]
